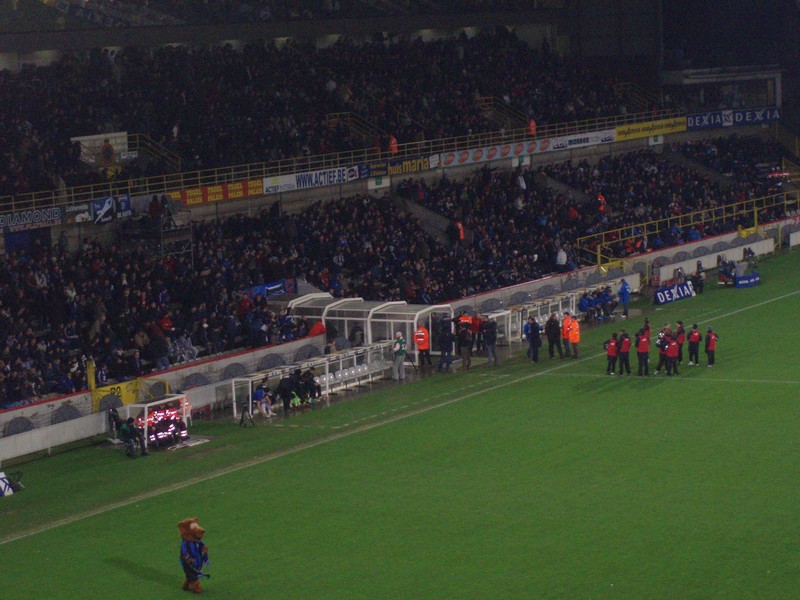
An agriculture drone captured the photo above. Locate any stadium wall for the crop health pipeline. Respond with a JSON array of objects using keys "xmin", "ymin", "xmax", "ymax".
[{"xmin": 0, "ymin": 334, "xmax": 325, "ymax": 439}]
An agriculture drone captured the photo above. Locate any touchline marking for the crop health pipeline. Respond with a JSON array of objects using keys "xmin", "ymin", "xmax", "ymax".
[
  {"xmin": 547, "ymin": 372, "xmax": 800, "ymax": 386},
  {"xmin": 2, "ymin": 287, "xmax": 799, "ymax": 547}
]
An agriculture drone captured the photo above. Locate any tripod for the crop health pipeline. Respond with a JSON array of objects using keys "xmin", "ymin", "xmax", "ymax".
[{"xmin": 239, "ymin": 403, "xmax": 255, "ymax": 427}]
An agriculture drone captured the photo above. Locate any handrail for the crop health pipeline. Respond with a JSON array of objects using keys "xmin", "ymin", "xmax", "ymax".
[
  {"xmin": 614, "ymin": 82, "xmax": 661, "ymax": 113},
  {"xmin": 128, "ymin": 133, "xmax": 182, "ymax": 172},
  {"xmin": 576, "ymin": 190, "xmax": 800, "ymax": 266},
  {"xmin": 478, "ymin": 96, "xmax": 529, "ymax": 128},
  {"xmin": 0, "ymin": 108, "xmax": 683, "ymax": 215},
  {"xmin": 326, "ymin": 112, "xmax": 387, "ymax": 140}
]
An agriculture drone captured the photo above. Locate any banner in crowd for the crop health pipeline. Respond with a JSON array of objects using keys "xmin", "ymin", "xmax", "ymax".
[
  {"xmin": 244, "ymin": 278, "xmax": 297, "ymax": 298},
  {"xmin": 116, "ymin": 194, "xmax": 133, "ymax": 219},
  {"xmin": 91, "ymin": 380, "xmax": 141, "ymax": 413},
  {"xmin": 615, "ymin": 118, "xmax": 686, "ymax": 142},
  {"xmin": 438, "ymin": 130, "xmax": 617, "ymax": 169},
  {"xmin": 90, "ymin": 194, "xmax": 131, "ymax": 225},
  {"xmin": 0, "ymin": 207, "xmax": 64, "ymax": 233},
  {"xmin": 178, "ymin": 179, "xmax": 264, "ymax": 206},
  {"xmin": 653, "ymin": 280, "xmax": 697, "ymax": 305},
  {"xmin": 64, "ymin": 203, "xmax": 92, "ymax": 225},
  {"xmin": 263, "ymin": 165, "xmax": 362, "ymax": 196},
  {"xmin": 367, "ymin": 162, "xmax": 388, "ymax": 178},
  {"xmin": 734, "ymin": 272, "xmax": 760, "ymax": 288},
  {"xmin": 686, "ymin": 107, "xmax": 781, "ymax": 131},
  {"xmin": 387, "ymin": 155, "xmax": 439, "ymax": 176}
]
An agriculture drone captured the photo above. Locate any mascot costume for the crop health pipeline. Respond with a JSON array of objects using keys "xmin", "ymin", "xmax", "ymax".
[{"xmin": 178, "ymin": 518, "xmax": 210, "ymax": 593}]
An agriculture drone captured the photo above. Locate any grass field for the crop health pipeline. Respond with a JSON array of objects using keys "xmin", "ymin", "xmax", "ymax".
[{"xmin": 2, "ymin": 250, "xmax": 800, "ymax": 599}]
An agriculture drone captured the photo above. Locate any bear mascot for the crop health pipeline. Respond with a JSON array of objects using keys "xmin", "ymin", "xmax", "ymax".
[{"xmin": 178, "ymin": 517, "xmax": 210, "ymax": 593}]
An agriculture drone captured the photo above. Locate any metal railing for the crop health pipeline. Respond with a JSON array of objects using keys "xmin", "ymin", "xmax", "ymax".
[
  {"xmin": 614, "ymin": 82, "xmax": 661, "ymax": 113},
  {"xmin": 576, "ymin": 190, "xmax": 800, "ymax": 266},
  {"xmin": 0, "ymin": 108, "xmax": 683, "ymax": 215},
  {"xmin": 326, "ymin": 111, "xmax": 387, "ymax": 141},
  {"xmin": 477, "ymin": 96, "xmax": 529, "ymax": 129},
  {"xmin": 128, "ymin": 133, "xmax": 182, "ymax": 173}
]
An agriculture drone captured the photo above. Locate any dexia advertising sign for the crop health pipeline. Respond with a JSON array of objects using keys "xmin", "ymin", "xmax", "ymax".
[
  {"xmin": 654, "ymin": 281, "xmax": 697, "ymax": 305},
  {"xmin": 687, "ymin": 107, "xmax": 780, "ymax": 131}
]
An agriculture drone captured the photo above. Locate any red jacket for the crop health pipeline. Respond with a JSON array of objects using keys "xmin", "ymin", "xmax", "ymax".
[
  {"xmin": 636, "ymin": 335, "xmax": 650, "ymax": 353},
  {"xmin": 606, "ymin": 338, "xmax": 619, "ymax": 357},
  {"xmin": 667, "ymin": 339, "xmax": 679, "ymax": 358},
  {"xmin": 706, "ymin": 332, "xmax": 718, "ymax": 351},
  {"xmin": 688, "ymin": 329, "xmax": 702, "ymax": 344},
  {"xmin": 619, "ymin": 336, "xmax": 631, "ymax": 353}
]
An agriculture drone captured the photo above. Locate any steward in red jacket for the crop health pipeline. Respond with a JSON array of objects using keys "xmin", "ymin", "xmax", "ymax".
[
  {"xmin": 635, "ymin": 329, "xmax": 650, "ymax": 376},
  {"xmin": 618, "ymin": 329, "xmax": 632, "ymax": 375},
  {"xmin": 687, "ymin": 324, "xmax": 702, "ymax": 365},
  {"xmin": 604, "ymin": 333, "xmax": 619, "ymax": 375}
]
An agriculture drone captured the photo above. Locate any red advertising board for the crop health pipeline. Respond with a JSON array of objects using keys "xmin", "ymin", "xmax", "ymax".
[{"xmin": 178, "ymin": 179, "xmax": 264, "ymax": 206}]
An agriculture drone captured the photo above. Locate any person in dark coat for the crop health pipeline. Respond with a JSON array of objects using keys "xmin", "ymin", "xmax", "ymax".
[{"xmin": 544, "ymin": 313, "xmax": 564, "ymax": 359}]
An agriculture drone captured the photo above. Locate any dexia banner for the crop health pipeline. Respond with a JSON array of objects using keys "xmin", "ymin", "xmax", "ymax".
[
  {"xmin": 735, "ymin": 272, "xmax": 760, "ymax": 288},
  {"xmin": 654, "ymin": 280, "xmax": 697, "ymax": 305},
  {"xmin": 687, "ymin": 107, "xmax": 780, "ymax": 131},
  {"xmin": 263, "ymin": 165, "xmax": 363, "ymax": 195}
]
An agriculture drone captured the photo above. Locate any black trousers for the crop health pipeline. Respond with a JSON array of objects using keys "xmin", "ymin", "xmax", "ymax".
[
  {"xmin": 548, "ymin": 339, "xmax": 564, "ymax": 358},
  {"xmin": 563, "ymin": 338, "xmax": 571, "ymax": 356},
  {"xmin": 637, "ymin": 352, "xmax": 649, "ymax": 375},
  {"xmin": 618, "ymin": 352, "xmax": 631, "ymax": 374},
  {"xmin": 666, "ymin": 357, "xmax": 678, "ymax": 375},
  {"xmin": 606, "ymin": 356, "xmax": 617, "ymax": 373},
  {"xmin": 655, "ymin": 353, "xmax": 667, "ymax": 372},
  {"xmin": 706, "ymin": 349, "xmax": 715, "ymax": 365},
  {"xmin": 418, "ymin": 349, "xmax": 432, "ymax": 366},
  {"xmin": 688, "ymin": 342, "xmax": 700, "ymax": 364}
]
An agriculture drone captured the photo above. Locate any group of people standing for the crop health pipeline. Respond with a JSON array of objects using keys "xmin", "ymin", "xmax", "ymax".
[
  {"xmin": 391, "ymin": 311, "xmax": 502, "ymax": 380},
  {"xmin": 392, "ymin": 310, "xmax": 720, "ymax": 383},
  {"xmin": 526, "ymin": 311, "xmax": 581, "ymax": 363},
  {"xmin": 605, "ymin": 319, "xmax": 719, "ymax": 376}
]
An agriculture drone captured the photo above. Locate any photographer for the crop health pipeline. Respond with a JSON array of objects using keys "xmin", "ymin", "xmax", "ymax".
[{"xmin": 120, "ymin": 417, "xmax": 148, "ymax": 458}]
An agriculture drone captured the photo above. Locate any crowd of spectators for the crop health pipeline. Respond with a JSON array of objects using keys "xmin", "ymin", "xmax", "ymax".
[
  {"xmin": 142, "ymin": 0, "xmax": 546, "ymax": 23},
  {"xmin": 0, "ymin": 30, "xmax": 625, "ymax": 197},
  {"xmin": 397, "ymin": 165, "xmax": 582, "ymax": 278},
  {"xmin": 674, "ymin": 135, "xmax": 787, "ymax": 188},
  {"xmin": 0, "ymin": 134, "xmax": 790, "ymax": 409},
  {"xmin": 537, "ymin": 142, "xmax": 787, "ymax": 256},
  {"xmin": 1, "ymin": 0, "xmax": 555, "ymax": 32},
  {"xmin": 0, "ymin": 228, "xmax": 309, "ymax": 410}
]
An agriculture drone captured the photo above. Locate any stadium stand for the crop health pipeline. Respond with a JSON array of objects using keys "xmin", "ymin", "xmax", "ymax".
[{"xmin": 0, "ymin": 31, "xmax": 625, "ymax": 197}]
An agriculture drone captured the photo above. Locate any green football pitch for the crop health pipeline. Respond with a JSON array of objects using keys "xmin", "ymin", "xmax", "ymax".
[{"xmin": 2, "ymin": 250, "xmax": 800, "ymax": 599}]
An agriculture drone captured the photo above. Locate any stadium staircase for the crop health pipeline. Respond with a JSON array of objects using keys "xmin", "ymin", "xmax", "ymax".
[
  {"xmin": 390, "ymin": 194, "xmax": 455, "ymax": 246},
  {"xmin": 129, "ymin": 134, "xmax": 183, "ymax": 174},
  {"xmin": 477, "ymin": 96, "xmax": 529, "ymax": 131},
  {"xmin": 614, "ymin": 82, "xmax": 662, "ymax": 114},
  {"xmin": 326, "ymin": 112, "xmax": 386, "ymax": 147}
]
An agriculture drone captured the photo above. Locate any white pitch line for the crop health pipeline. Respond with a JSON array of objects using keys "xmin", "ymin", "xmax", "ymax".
[{"xmin": 2, "ymin": 285, "xmax": 799, "ymax": 547}]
